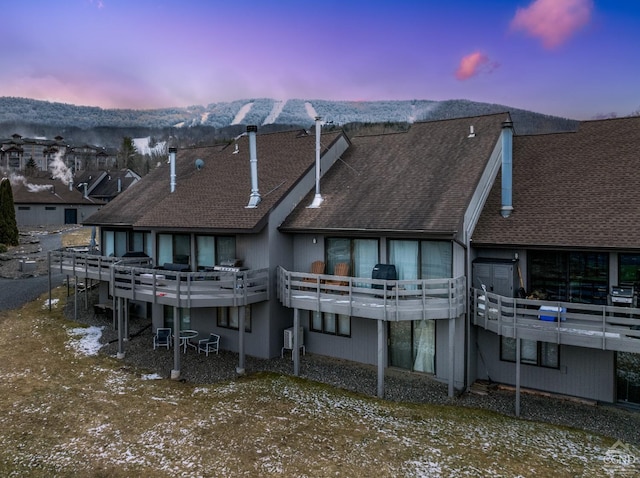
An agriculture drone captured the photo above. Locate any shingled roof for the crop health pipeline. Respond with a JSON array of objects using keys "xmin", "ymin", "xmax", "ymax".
[
  {"xmin": 85, "ymin": 128, "xmax": 346, "ymax": 232},
  {"xmin": 10, "ymin": 177, "xmax": 103, "ymax": 205},
  {"xmin": 472, "ymin": 116, "xmax": 640, "ymax": 250},
  {"xmin": 280, "ymin": 113, "xmax": 508, "ymax": 238}
]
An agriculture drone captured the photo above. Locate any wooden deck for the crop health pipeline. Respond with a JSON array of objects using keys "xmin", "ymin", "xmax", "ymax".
[
  {"xmin": 472, "ymin": 288, "xmax": 640, "ymax": 353},
  {"xmin": 277, "ymin": 266, "xmax": 466, "ymax": 321},
  {"xmin": 49, "ymin": 251, "xmax": 269, "ymax": 308}
]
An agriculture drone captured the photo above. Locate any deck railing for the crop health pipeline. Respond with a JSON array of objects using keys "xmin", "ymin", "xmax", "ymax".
[
  {"xmin": 471, "ymin": 287, "xmax": 640, "ymax": 353},
  {"xmin": 277, "ymin": 266, "xmax": 466, "ymax": 321},
  {"xmin": 49, "ymin": 250, "xmax": 269, "ymax": 308}
]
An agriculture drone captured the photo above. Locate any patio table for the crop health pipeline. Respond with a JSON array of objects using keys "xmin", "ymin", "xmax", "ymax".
[{"xmin": 177, "ymin": 329, "xmax": 199, "ymax": 353}]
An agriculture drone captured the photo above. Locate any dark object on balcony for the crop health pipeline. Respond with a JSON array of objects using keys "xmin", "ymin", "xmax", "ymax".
[
  {"xmin": 611, "ymin": 286, "xmax": 635, "ymax": 307},
  {"xmin": 122, "ymin": 251, "xmax": 149, "ymax": 258},
  {"xmin": 160, "ymin": 262, "xmax": 191, "ymax": 272},
  {"xmin": 372, "ymin": 264, "xmax": 397, "ymax": 290}
]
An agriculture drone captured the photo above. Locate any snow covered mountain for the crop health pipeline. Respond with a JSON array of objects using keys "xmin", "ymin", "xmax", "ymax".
[{"xmin": 0, "ymin": 97, "xmax": 576, "ymax": 134}]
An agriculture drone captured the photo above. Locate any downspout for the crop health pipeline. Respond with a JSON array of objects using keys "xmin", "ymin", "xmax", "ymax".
[
  {"xmin": 500, "ymin": 120, "xmax": 514, "ymax": 218},
  {"xmin": 246, "ymin": 125, "xmax": 261, "ymax": 208},
  {"xmin": 169, "ymin": 147, "xmax": 177, "ymax": 193},
  {"xmin": 308, "ymin": 116, "xmax": 324, "ymax": 208}
]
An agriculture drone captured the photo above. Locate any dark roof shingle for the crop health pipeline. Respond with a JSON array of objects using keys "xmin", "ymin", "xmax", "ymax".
[
  {"xmin": 281, "ymin": 113, "xmax": 509, "ymax": 237},
  {"xmin": 85, "ymin": 129, "xmax": 344, "ymax": 232},
  {"xmin": 472, "ymin": 116, "xmax": 640, "ymax": 250}
]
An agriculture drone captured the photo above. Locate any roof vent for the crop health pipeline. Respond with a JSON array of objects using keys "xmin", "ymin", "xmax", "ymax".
[
  {"xmin": 468, "ymin": 125, "xmax": 476, "ymax": 138},
  {"xmin": 195, "ymin": 158, "xmax": 204, "ymax": 170}
]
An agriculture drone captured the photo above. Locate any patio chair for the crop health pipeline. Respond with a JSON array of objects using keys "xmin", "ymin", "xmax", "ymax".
[
  {"xmin": 198, "ymin": 333, "xmax": 220, "ymax": 356},
  {"xmin": 153, "ymin": 327, "xmax": 172, "ymax": 350},
  {"xmin": 303, "ymin": 260, "xmax": 325, "ymax": 290},
  {"xmin": 327, "ymin": 262, "xmax": 349, "ymax": 293}
]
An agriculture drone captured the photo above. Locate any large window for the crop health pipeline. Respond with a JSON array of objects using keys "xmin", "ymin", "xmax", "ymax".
[
  {"xmin": 387, "ymin": 239, "xmax": 452, "ymax": 374},
  {"xmin": 529, "ymin": 251, "xmax": 608, "ymax": 304},
  {"xmin": 501, "ymin": 337, "xmax": 559, "ymax": 369},
  {"xmin": 217, "ymin": 306, "xmax": 251, "ymax": 332},
  {"xmin": 101, "ymin": 230, "xmax": 150, "ymax": 257},
  {"xmin": 131, "ymin": 231, "xmax": 151, "ymax": 256},
  {"xmin": 310, "ymin": 311, "xmax": 351, "ymax": 337},
  {"xmin": 102, "ymin": 230, "xmax": 127, "ymax": 257},
  {"xmin": 326, "ymin": 238, "xmax": 378, "ymax": 280},
  {"xmin": 389, "ymin": 239, "xmax": 452, "ymax": 280},
  {"xmin": 196, "ymin": 235, "xmax": 236, "ymax": 270},
  {"xmin": 619, "ymin": 254, "xmax": 640, "ymax": 290},
  {"xmin": 157, "ymin": 233, "xmax": 190, "ymax": 266},
  {"xmin": 163, "ymin": 306, "xmax": 191, "ymax": 331}
]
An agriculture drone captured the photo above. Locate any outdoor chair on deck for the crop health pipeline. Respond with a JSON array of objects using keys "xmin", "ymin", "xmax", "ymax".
[
  {"xmin": 153, "ymin": 328, "xmax": 172, "ymax": 350},
  {"xmin": 303, "ymin": 261, "xmax": 325, "ymax": 290},
  {"xmin": 198, "ymin": 333, "xmax": 220, "ymax": 356},
  {"xmin": 327, "ymin": 262, "xmax": 350, "ymax": 293}
]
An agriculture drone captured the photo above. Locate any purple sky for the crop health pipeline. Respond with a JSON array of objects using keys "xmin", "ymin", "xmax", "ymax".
[{"xmin": 2, "ymin": 0, "xmax": 638, "ymax": 120}]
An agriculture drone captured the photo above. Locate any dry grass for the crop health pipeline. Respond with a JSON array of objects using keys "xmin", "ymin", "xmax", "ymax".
[
  {"xmin": 60, "ymin": 227, "xmax": 94, "ymax": 248},
  {"xmin": 0, "ymin": 288, "xmax": 635, "ymax": 477}
]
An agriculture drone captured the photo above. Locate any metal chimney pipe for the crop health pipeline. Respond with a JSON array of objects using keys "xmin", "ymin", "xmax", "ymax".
[
  {"xmin": 83, "ymin": 183, "xmax": 88, "ymax": 199},
  {"xmin": 117, "ymin": 177, "xmax": 122, "ymax": 193},
  {"xmin": 246, "ymin": 125, "xmax": 261, "ymax": 208},
  {"xmin": 169, "ymin": 147, "xmax": 177, "ymax": 193},
  {"xmin": 308, "ymin": 116, "xmax": 324, "ymax": 208},
  {"xmin": 500, "ymin": 120, "xmax": 514, "ymax": 218}
]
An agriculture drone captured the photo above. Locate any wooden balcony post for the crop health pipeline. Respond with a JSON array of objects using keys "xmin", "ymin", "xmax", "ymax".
[{"xmin": 377, "ymin": 319, "xmax": 385, "ymax": 399}]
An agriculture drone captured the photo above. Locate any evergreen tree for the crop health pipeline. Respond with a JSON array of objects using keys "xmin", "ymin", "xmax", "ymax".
[
  {"xmin": 25, "ymin": 156, "xmax": 38, "ymax": 177},
  {"xmin": 0, "ymin": 179, "xmax": 19, "ymax": 246}
]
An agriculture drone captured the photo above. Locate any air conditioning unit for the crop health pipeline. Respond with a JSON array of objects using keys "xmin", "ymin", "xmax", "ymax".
[{"xmin": 283, "ymin": 326, "xmax": 304, "ymax": 350}]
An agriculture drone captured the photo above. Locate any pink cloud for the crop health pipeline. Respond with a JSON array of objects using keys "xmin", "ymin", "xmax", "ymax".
[
  {"xmin": 510, "ymin": 0, "xmax": 593, "ymax": 49},
  {"xmin": 455, "ymin": 52, "xmax": 498, "ymax": 81}
]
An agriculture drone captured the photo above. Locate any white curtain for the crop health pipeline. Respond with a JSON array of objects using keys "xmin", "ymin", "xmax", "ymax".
[{"xmin": 413, "ymin": 319, "xmax": 435, "ymax": 373}]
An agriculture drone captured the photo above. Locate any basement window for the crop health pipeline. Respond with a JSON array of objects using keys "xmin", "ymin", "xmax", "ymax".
[
  {"xmin": 217, "ymin": 306, "xmax": 251, "ymax": 332},
  {"xmin": 500, "ymin": 337, "xmax": 559, "ymax": 369},
  {"xmin": 310, "ymin": 311, "xmax": 351, "ymax": 337}
]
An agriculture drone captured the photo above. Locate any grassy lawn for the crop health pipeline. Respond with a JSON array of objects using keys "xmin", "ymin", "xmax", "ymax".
[{"xmin": 0, "ymin": 287, "xmax": 636, "ymax": 477}]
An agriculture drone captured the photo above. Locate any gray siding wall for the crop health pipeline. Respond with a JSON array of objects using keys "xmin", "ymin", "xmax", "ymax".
[
  {"xmin": 434, "ymin": 315, "xmax": 466, "ymax": 390},
  {"xmin": 475, "ymin": 328, "xmax": 615, "ymax": 402},
  {"xmin": 264, "ymin": 134, "xmax": 351, "ymax": 359},
  {"xmin": 16, "ymin": 204, "xmax": 102, "ymax": 226},
  {"xmin": 304, "ymin": 312, "xmax": 379, "ymax": 364}
]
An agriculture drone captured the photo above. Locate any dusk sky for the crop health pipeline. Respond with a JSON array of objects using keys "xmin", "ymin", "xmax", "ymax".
[{"xmin": 2, "ymin": 0, "xmax": 639, "ymax": 120}]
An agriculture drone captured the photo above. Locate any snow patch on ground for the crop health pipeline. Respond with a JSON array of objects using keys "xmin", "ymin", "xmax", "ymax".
[
  {"xmin": 263, "ymin": 100, "xmax": 286, "ymax": 125},
  {"xmin": 231, "ymin": 102, "xmax": 254, "ymax": 125},
  {"xmin": 43, "ymin": 298, "xmax": 60, "ymax": 309},
  {"xmin": 141, "ymin": 373, "xmax": 163, "ymax": 380},
  {"xmin": 66, "ymin": 326, "xmax": 105, "ymax": 356}
]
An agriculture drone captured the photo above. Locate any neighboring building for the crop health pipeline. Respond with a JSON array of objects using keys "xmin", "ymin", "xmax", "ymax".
[
  {"xmin": 471, "ymin": 115, "xmax": 640, "ymax": 404},
  {"xmin": 0, "ymin": 134, "xmax": 67, "ymax": 171},
  {"xmin": 66, "ymin": 144, "xmax": 117, "ymax": 171},
  {"xmin": 50, "ymin": 114, "xmax": 640, "ymax": 407},
  {"xmin": 11, "ymin": 177, "xmax": 105, "ymax": 226},
  {"xmin": 0, "ymin": 134, "xmax": 116, "ymax": 173},
  {"xmin": 74, "ymin": 169, "xmax": 141, "ymax": 202}
]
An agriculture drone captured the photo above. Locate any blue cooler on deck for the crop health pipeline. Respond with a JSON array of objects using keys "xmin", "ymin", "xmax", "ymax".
[{"xmin": 538, "ymin": 305, "xmax": 566, "ymax": 322}]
